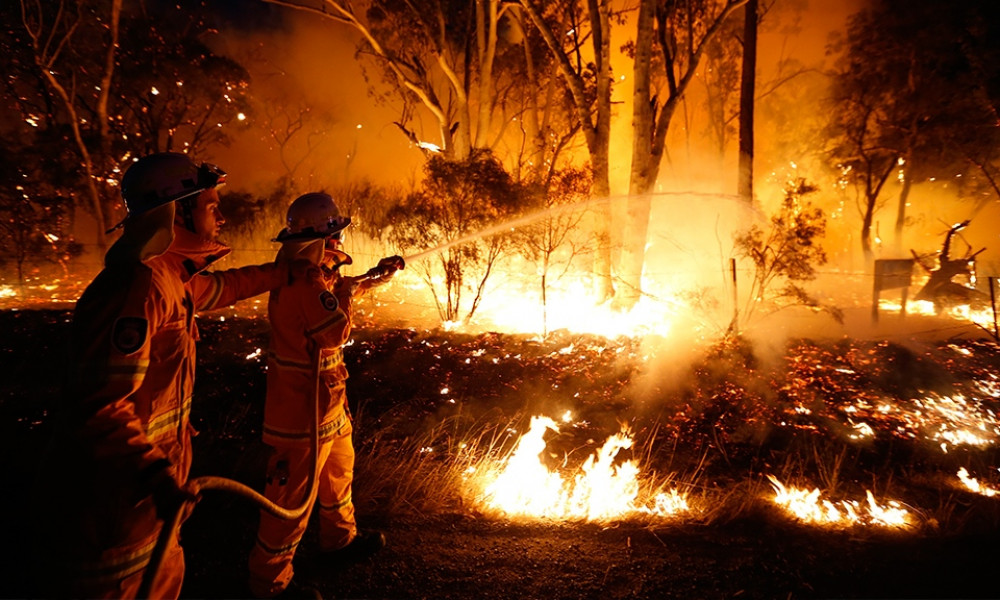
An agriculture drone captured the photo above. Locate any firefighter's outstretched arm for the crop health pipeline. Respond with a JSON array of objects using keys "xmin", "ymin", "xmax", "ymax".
[{"xmin": 191, "ymin": 261, "xmax": 288, "ymax": 312}]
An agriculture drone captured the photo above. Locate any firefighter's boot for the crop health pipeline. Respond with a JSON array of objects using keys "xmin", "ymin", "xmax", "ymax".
[{"xmin": 324, "ymin": 530, "xmax": 385, "ymax": 564}]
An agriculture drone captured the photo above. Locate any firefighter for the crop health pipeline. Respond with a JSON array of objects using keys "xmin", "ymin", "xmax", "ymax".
[
  {"xmin": 31, "ymin": 152, "xmax": 288, "ymax": 599},
  {"xmin": 248, "ymin": 192, "xmax": 401, "ymax": 598}
]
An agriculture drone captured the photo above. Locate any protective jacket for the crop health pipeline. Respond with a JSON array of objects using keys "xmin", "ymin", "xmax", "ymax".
[
  {"xmin": 249, "ymin": 261, "xmax": 356, "ymax": 598},
  {"xmin": 262, "ymin": 264, "xmax": 353, "ymax": 447},
  {"xmin": 35, "ymin": 226, "xmax": 284, "ymax": 599}
]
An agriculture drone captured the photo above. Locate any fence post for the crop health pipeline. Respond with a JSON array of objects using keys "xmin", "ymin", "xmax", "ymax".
[
  {"xmin": 872, "ymin": 259, "xmax": 915, "ymax": 323},
  {"xmin": 991, "ymin": 277, "xmax": 998, "ymax": 342},
  {"xmin": 730, "ymin": 258, "xmax": 738, "ymax": 333}
]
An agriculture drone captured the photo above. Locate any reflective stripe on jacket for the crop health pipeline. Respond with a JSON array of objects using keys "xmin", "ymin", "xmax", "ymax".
[
  {"xmin": 36, "ymin": 225, "xmax": 284, "ymax": 597},
  {"xmin": 264, "ymin": 264, "xmax": 352, "ymax": 448}
]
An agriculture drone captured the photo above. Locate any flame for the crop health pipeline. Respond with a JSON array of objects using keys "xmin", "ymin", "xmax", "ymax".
[
  {"xmin": 879, "ymin": 299, "xmax": 996, "ymax": 329},
  {"xmin": 767, "ymin": 475, "xmax": 911, "ymax": 528},
  {"xmin": 468, "ymin": 275, "xmax": 679, "ymax": 338},
  {"xmin": 475, "ymin": 416, "xmax": 688, "ymax": 521},
  {"xmin": 957, "ymin": 467, "xmax": 999, "ymax": 497}
]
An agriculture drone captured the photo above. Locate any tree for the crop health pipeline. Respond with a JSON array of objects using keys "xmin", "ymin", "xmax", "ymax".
[
  {"xmin": 826, "ymin": 0, "xmax": 1000, "ymax": 263},
  {"xmin": 517, "ymin": 0, "xmax": 619, "ymax": 302},
  {"xmin": 736, "ymin": 0, "xmax": 758, "ymax": 205},
  {"xmin": 263, "ymin": 0, "xmax": 505, "ymax": 161},
  {"xmin": 10, "ymin": 0, "xmax": 123, "ymax": 251},
  {"xmin": 114, "ymin": 14, "xmax": 251, "ymax": 158},
  {"xmin": 386, "ymin": 150, "xmax": 526, "ymax": 323},
  {"xmin": 733, "ymin": 178, "xmax": 839, "ymax": 326},
  {"xmin": 516, "ymin": 166, "xmax": 593, "ymax": 337},
  {"xmin": 621, "ymin": 0, "xmax": 747, "ymax": 309},
  {"xmin": 1, "ymin": 0, "xmax": 251, "ymax": 252},
  {"xmin": 0, "ymin": 143, "xmax": 83, "ymax": 282}
]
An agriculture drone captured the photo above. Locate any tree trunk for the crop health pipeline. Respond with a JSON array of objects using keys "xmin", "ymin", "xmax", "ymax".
[
  {"xmin": 862, "ymin": 161, "xmax": 895, "ymax": 267},
  {"xmin": 474, "ymin": 0, "xmax": 499, "ymax": 150},
  {"xmin": 590, "ymin": 0, "xmax": 614, "ymax": 302},
  {"xmin": 519, "ymin": 0, "xmax": 615, "ymax": 301},
  {"xmin": 620, "ymin": 0, "xmax": 657, "ymax": 309},
  {"xmin": 861, "ymin": 192, "xmax": 877, "ymax": 266},
  {"xmin": 621, "ymin": 0, "xmax": 748, "ymax": 309},
  {"xmin": 737, "ymin": 0, "xmax": 757, "ymax": 205}
]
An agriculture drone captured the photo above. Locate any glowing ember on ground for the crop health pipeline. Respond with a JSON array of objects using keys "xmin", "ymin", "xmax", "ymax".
[
  {"xmin": 957, "ymin": 468, "xmax": 999, "ymax": 497},
  {"xmin": 767, "ymin": 475, "xmax": 911, "ymax": 528},
  {"xmin": 894, "ymin": 393, "xmax": 999, "ymax": 451},
  {"xmin": 473, "ymin": 416, "xmax": 688, "ymax": 521},
  {"xmin": 781, "ymin": 341, "xmax": 1000, "ymax": 451}
]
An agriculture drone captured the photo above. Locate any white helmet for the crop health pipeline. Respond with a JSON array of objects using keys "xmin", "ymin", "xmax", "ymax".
[
  {"xmin": 275, "ymin": 192, "xmax": 351, "ymax": 242},
  {"xmin": 109, "ymin": 152, "xmax": 226, "ymax": 232}
]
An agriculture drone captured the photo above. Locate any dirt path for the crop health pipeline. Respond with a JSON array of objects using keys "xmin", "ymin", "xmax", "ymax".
[{"xmin": 180, "ymin": 499, "xmax": 999, "ymax": 599}]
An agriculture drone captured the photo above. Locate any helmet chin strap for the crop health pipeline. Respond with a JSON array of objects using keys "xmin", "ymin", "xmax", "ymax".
[
  {"xmin": 277, "ymin": 239, "xmax": 325, "ymax": 265},
  {"xmin": 177, "ymin": 196, "xmax": 197, "ymax": 233},
  {"xmin": 321, "ymin": 248, "xmax": 352, "ymax": 276}
]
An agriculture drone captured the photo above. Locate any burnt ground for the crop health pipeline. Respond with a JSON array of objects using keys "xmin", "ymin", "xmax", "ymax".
[{"xmin": 3, "ymin": 309, "xmax": 1000, "ymax": 599}]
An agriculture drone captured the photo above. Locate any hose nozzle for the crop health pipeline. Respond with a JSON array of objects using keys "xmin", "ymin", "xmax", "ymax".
[{"xmin": 360, "ymin": 255, "xmax": 405, "ymax": 282}]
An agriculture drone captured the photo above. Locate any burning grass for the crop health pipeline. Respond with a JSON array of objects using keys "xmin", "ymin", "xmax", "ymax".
[
  {"xmin": 333, "ymin": 325, "xmax": 1000, "ymax": 536},
  {"xmin": 5, "ymin": 310, "xmax": 1000, "ymax": 540}
]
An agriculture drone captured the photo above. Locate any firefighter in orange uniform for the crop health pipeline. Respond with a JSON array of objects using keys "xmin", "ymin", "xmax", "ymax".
[
  {"xmin": 248, "ymin": 192, "xmax": 401, "ymax": 598},
  {"xmin": 32, "ymin": 152, "xmax": 287, "ymax": 599}
]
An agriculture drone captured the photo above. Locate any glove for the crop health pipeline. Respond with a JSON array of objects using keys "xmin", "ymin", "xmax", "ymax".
[
  {"xmin": 365, "ymin": 255, "xmax": 405, "ymax": 281},
  {"xmin": 149, "ymin": 469, "xmax": 201, "ymax": 521}
]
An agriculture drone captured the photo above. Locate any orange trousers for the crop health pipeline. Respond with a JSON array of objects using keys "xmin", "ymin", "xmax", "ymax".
[
  {"xmin": 248, "ymin": 426, "xmax": 356, "ymax": 598},
  {"xmin": 40, "ymin": 526, "xmax": 184, "ymax": 599}
]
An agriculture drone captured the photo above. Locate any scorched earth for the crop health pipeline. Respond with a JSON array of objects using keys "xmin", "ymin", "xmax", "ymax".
[{"xmin": 2, "ymin": 308, "xmax": 999, "ymax": 599}]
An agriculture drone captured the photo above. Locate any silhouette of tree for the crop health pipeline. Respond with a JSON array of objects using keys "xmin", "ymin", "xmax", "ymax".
[
  {"xmin": 1, "ymin": 0, "xmax": 250, "ymax": 254},
  {"xmin": 826, "ymin": 0, "xmax": 1000, "ymax": 262},
  {"xmin": 387, "ymin": 150, "xmax": 526, "ymax": 323}
]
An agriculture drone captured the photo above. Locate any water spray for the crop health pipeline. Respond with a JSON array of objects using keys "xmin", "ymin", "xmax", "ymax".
[{"xmin": 396, "ymin": 190, "xmax": 755, "ymax": 265}]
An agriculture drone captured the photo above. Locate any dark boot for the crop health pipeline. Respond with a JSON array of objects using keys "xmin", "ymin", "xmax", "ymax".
[{"xmin": 324, "ymin": 530, "xmax": 386, "ymax": 564}]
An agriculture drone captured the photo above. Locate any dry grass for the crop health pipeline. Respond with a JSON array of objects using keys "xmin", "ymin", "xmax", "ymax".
[{"xmin": 350, "ymin": 406, "xmax": 1000, "ymax": 538}]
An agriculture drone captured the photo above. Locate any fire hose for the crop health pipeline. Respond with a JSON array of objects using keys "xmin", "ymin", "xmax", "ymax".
[{"xmin": 138, "ymin": 257, "xmax": 404, "ymax": 598}]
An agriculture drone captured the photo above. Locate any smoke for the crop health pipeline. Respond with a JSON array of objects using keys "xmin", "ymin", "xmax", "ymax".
[
  {"xmin": 206, "ymin": 10, "xmax": 424, "ymax": 204},
  {"xmin": 203, "ymin": 0, "xmax": 996, "ymax": 351}
]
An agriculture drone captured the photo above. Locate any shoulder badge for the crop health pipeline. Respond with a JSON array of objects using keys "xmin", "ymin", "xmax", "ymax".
[
  {"xmin": 111, "ymin": 316, "xmax": 148, "ymax": 355},
  {"xmin": 318, "ymin": 290, "xmax": 339, "ymax": 312}
]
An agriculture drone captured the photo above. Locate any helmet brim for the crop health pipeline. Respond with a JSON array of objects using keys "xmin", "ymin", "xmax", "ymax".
[{"xmin": 273, "ymin": 216, "xmax": 351, "ymax": 243}]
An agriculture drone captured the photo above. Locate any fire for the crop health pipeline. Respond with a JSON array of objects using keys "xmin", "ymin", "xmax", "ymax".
[
  {"xmin": 490, "ymin": 291, "xmax": 674, "ymax": 338},
  {"xmin": 767, "ymin": 475, "xmax": 911, "ymax": 528},
  {"xmin": 825, "ymin": 389, "xmax": 1000, "ymax": 452},
  {"xmin": 879, "ymin": 298, "xmax": 997, "ymax": 330},
  {"xmin": 474, "ymin": 416, "xmax": 688, "ymax": 521},
  {"xmin": 438, "ymin": 269, "xmax": 682, "ymax": 338},
  {"xmin": 957, "ymin": 467, "xmax": 999, "ymax": 497}
]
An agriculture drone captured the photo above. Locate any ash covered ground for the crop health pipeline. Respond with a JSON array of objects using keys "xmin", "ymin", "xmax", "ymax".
[{"xmin": 3, "ymin": 309, "xmax": 1000, "ymax": 599}]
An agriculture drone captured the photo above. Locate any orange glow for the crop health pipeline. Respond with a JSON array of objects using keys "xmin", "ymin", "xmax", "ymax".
[
  {"xmin": 957, "ymin": 468, "xmax": 999, "ymax": 497},
  {"xmin": 878, "ymin": 299, "xmax": 997, "ymax": 330},
  {"xmin": 472, "ymin": 416, "xmax": 689, "ymax": 521},
  {"xmin": 767, "ymin": 475, "xmax": 911, "ymax": 528}
]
